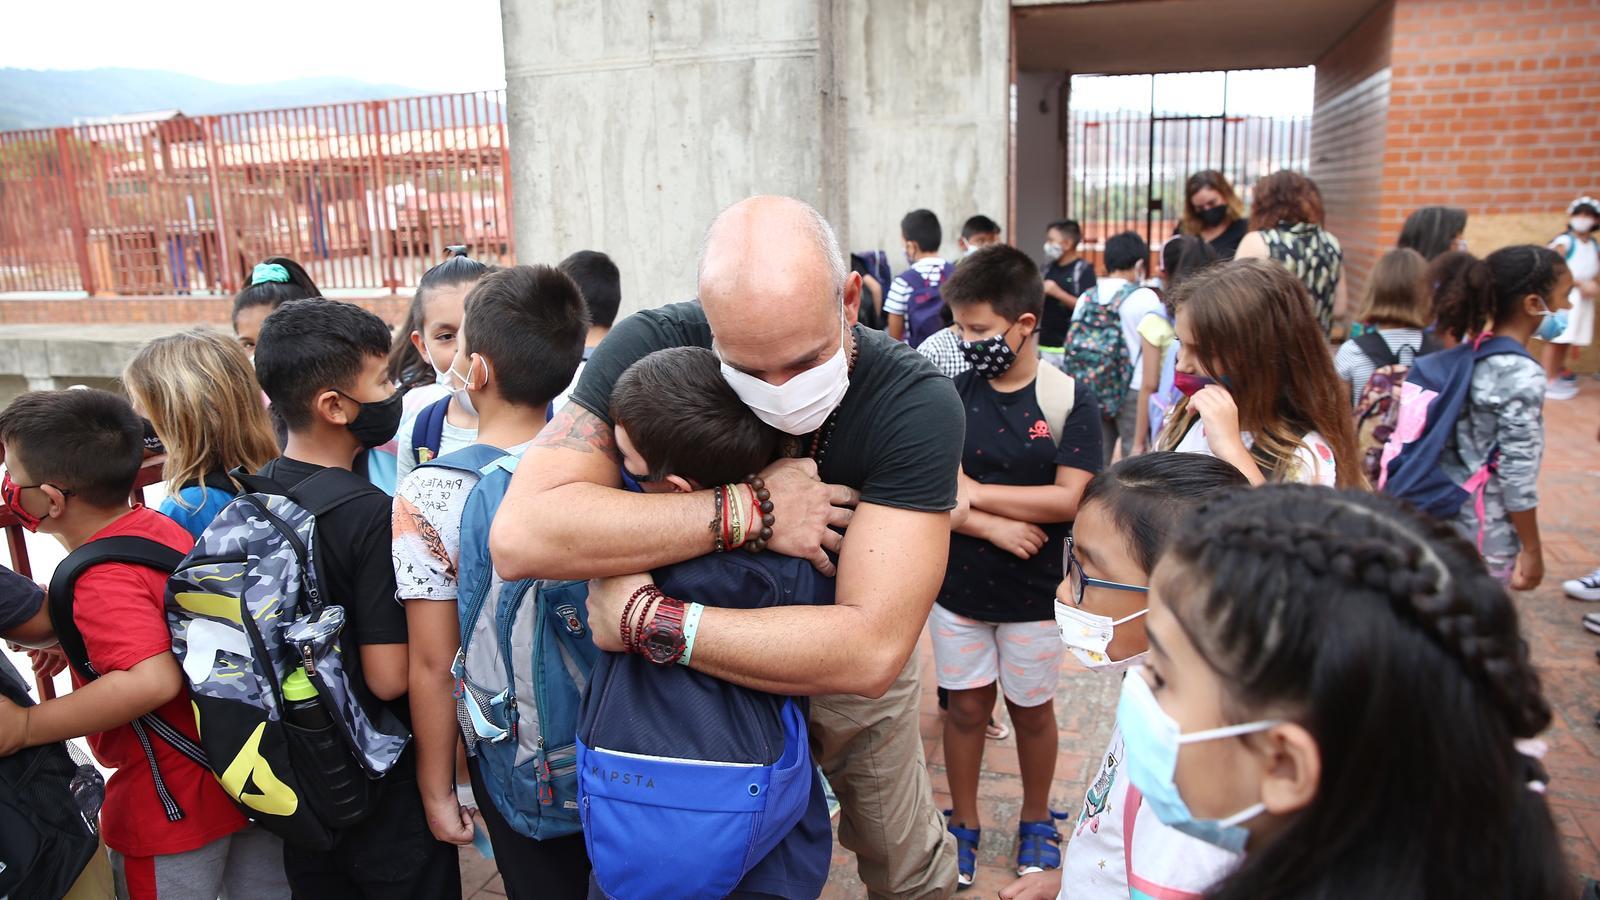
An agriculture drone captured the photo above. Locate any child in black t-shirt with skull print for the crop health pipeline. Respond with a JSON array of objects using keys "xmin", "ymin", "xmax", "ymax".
[{"xmin": 939, "ymin": 244, "xmax": 1103, "ymax": 886}]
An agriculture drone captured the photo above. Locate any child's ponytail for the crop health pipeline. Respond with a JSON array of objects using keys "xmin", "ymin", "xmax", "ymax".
[{"xmin": 1434, "ymin": 245, "xmax": 1566, "ymax": 340}]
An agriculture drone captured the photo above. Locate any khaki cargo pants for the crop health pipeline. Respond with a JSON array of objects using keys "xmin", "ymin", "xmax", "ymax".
[{"xmin": 810, "ymin": 652, "xmax": 958, "ymax": 899}]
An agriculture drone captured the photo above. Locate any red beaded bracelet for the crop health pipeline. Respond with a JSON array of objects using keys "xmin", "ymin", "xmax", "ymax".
[{"xmin": 620, "ymin": 584, "xmax": 656, "ymax": 652}]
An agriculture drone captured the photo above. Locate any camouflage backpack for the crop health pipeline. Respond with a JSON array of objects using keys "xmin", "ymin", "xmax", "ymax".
[
  {"xmin": 1064, "ymin": 282, "xmax": 1138, "ymax": 418},
  {"xmin": 164, "ymin": 462, "xmax": 410, "ymax": 850}
]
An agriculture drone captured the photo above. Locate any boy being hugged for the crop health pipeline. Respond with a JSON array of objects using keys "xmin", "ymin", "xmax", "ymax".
[
  {"xmin": 0, "ymin": 389, "xmax": 287, "ymax": 900},
  {"xmin": 253, "ymin": 298, "xmax": 460, "ymax": 899}
]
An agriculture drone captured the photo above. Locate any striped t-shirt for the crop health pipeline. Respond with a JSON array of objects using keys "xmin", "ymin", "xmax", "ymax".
[
  {"xmin": 884, "ymin": 257, "xmax": 952, "ymax": 318},
  {"xmin": 1334, "ymin": 328, "xmax": 1425, "ymax": 405}
]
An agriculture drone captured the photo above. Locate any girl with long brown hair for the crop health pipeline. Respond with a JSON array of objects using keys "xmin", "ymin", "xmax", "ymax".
[{"xmin": 1156, "ymin": 260, "xmax": 1363, "ymax": 488}]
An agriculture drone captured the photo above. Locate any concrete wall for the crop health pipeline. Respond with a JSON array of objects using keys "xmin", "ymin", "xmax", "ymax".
[
  {"xmin": 1013, "ymin": 69, "xmax": 1066, "ymax": 266},
  {"xmin": 1310, "ymin": 0, "xmax": 1394, "ymax": 302},
  {"xmin": 500, "ymin": 0, "xmax": 1010, "ymax": 315},
  {"xmin": 836, "ymin": 0, "xmax": 1011, "ymax": 264}
]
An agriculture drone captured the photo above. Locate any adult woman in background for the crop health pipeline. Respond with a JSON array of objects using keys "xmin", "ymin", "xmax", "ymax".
[
  {"xmin": 1177, "ymin": 170, "xmax": 1250, "ymax": 260},
  {"xmin": 1237, "ymin": 170, "xmax": 1346, "ymax": 335}
]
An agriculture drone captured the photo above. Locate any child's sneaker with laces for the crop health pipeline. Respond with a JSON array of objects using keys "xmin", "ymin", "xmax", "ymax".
[{"xmin": 1565, "ymin": 567, "xmax": 1600, "ymax": 601}]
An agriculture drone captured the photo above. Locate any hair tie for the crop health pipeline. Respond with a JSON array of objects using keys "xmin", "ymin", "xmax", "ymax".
[
  {"xmin": 251, "ymin": 262, "xmax": 290, "ymax": 285},
  {"xmin": 445, "ymin": 245, "xmax": 469, "ymax": 258},
  {"xmin": 1516, "ymin": 738, "xmax": 1550, "ymax": 794}
]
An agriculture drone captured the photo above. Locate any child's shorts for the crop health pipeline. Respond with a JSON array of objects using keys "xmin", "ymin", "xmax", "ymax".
[
  {"xmin": 929, "ymin": 605, "xmax": 1062, "ymax": 707},
  {"xmin": 1554, "ymin": 291, "xmax": 1594, "ymax": 346}
]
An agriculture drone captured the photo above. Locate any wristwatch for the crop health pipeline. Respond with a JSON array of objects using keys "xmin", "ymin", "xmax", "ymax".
[{"xmin": 640, "ymin": 596, "xmax": 687, "ymax": 665}]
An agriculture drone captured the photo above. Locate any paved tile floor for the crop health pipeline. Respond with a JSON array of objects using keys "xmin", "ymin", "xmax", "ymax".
[{"xmin": 466, "ymin": 387, "xmax": 1600, "ymax": 899}]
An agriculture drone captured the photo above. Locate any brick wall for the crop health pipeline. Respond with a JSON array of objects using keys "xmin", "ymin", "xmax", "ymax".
[
  {"xmin": 1385, "ymin": 0, "xmax": 1600, "ymax": 251},
  {"xmin": 1311, "ymin": 0, "xmax": 1395, "ymax": 302}
]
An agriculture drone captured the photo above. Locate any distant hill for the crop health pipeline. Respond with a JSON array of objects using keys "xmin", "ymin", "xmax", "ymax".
[{"xmin": 0, "ymin": 68, "xmax": 431, "ymax": 131}]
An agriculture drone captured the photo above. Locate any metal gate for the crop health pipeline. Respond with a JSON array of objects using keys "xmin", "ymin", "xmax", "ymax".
[{"xmin": 1067, "ymin": 85, "xmax": 1311, "ymax": 261}]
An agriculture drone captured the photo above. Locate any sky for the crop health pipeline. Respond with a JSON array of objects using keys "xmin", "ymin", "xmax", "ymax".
[
  {"xmin": 1072, "ymin": 68, "xmax": 1316, "ymax": 119},
  {"xmin": 4, "ymin": 0, "xmax": 507, "ymax": 92}
]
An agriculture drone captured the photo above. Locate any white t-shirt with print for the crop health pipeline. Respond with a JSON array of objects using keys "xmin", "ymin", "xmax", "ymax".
[
  {"xmin": 1073, "ymin": 277, "xmax": 1165, "ymax": 386},
  {"xmin": 392, "ymin": 440, "xmax": 532, "ymax": 601},
  {"xmin": 1174, "ymin": 421, "xmax": 1339, "ymax": 486},
  {"xmin": 1059, "ymin": 723, "xmax": 1238, "ymax": 900}
]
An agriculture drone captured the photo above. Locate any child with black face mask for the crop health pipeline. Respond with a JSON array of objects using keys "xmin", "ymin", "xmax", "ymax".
[
  {"xmin": 938, "ymin": 244, "xmax": 1104, "ymax": 886},
  {"xmin": 253, "ymin": 298, "xmax": 461, "ymax": 899}
]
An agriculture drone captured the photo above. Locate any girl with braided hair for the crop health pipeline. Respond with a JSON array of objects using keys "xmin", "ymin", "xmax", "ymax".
[
  {"xmin": 1432, "ymin": 245, "xmax": 1571, "ymax": 588},
  {"xmin": 1119, "ymin": 485, "xmax": 1568, "ymax": 899},
  {"xmin": 1156, "ymin": 259, "xmax": 1362, "ymax": 488}
]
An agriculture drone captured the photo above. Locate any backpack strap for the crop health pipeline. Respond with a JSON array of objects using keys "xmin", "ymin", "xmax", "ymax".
[
  {"xmin": 45, "ymin": 536, "xmax": 209, "ymax": 821},
  {"xmin": 423, "ymin": 443, "xmax": 512, "ymax": 477},
  {"xmin": 1354, "ymin": 331, "xmax": 1401, "ymax": 369},
  {"xmin": 242, "ymin": 460, "xmax": 378, "ymax": 517},
  {"xmin": 899, "ymin": 267, "xmax": 927, "ymax": 292},
  {"xmin": 1107, "ymin": 281, "xmax": 1140, "ymax": 311},
  {"xmin": 411, "ymin": 395, "xmax": 452, "ymax": 466},
  {"xmin": 49, "ymin": 536, "xmax": 186, "ymax": 682},
  {"xmin": 1033, "ymin": 363, "xmax": 1076, "ymax": 449}
]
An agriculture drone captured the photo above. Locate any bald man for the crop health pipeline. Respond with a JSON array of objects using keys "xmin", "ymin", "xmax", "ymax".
[{"xmin": 492, "ymin": 196, "xmax": 962, "ymax": 898}]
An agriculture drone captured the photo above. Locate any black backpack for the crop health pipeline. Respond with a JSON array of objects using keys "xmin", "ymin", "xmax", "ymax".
[
  {"xmin": 48, "ymin": 536, "xmax": 212, "ymax": 824},
  {"xmin": 0, "ymin": 656, "xmax": 104, "ymax": 900}
]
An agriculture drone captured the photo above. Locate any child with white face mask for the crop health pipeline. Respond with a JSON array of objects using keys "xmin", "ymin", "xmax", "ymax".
[
  {"xmin": 1000, "ymin": 452, "xmax": 1248, "ymax": 900},
  {"xmin": 1119, "ymin": 485, "xmax": 1568, "ymax": 900}
]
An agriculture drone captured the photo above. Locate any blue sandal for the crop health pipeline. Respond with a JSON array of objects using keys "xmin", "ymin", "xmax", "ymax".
[
  {"xmin": 944, "ymin": 810, "xmax": 980, "ymax": 890},
  {"xmin": 1015, "ymin": 810, "xmax": 1069, "ymax": 875}
]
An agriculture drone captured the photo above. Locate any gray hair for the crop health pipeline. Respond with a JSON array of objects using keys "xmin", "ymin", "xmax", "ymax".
[{"xmin": 699, "ymin": 197, "xmax": 848, "ymax": 301}]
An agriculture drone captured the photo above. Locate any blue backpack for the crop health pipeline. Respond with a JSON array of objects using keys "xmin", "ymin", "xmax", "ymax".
[
  {"xmin": 1378, "ymin": 335, "xmax": 1533, "ymax": 525},
  {"xmin": 901, "ymin": 261, "xmax": 955, "ymax": 349},
  {"xmin": 420, "ymin": 444, "xmax": 598, "ymax": 840},
  {"xmin": 577, "ymin": 552, "xmax": 834, "ymax": 900},
  {"xmin": 409, "ymin": 395, "xmax": 452, "ymax": 467}
]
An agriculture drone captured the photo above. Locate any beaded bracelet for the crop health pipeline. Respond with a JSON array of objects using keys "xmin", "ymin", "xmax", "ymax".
[
  {"xmin": 727, "ymin": 483, "xmax": 746, "ymax": 548},
  {"xmin": 620, "ymin": 584, "xmax": 656, "ymax": 652},
  {"xmin": 629, "ymin": 587, "xmax": 665, "ymax": 654},
  {"xmin": 744, "ymin": 475, "xmax": 775, "ymax": 553}
]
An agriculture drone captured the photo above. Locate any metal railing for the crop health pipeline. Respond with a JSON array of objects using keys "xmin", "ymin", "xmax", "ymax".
[
  {"xmin": 0, "ymin": 90, "xmax": 513, "ymax": 295},
  {"xmin": 1068, "ymin": 109, "xmax": 1312, "ymax": 263}
]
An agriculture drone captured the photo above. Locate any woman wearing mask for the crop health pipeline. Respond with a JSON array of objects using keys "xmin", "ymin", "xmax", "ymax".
[{"xmin": 1177, "ymin": 171, "xmax": 1249, "ymax": 261}]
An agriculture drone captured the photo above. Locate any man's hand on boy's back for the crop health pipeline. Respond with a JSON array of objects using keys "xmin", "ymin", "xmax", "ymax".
[{"xmin": 760, "ymin": 457, "xmax": 859, "ymax": 577}]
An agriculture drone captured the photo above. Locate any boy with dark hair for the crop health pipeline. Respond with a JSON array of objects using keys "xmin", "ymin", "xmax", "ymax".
[
  {"xmin": 553, "ymin": 249, "xmax": 623, "ymax": 413},
  {"xmin": 885, "ymin": 208, "xmax": 953, "ymax": 348},
  {"xmin": 958, "ymin": 214, "xmax": 1003, "ymax": 258},
  {"xmin": 395, "ymin": 265, "xmax": 592, "ymax": 897},
  {"xmin": 612, "ymin": 347, "xmax": 781, "ymax": 490},
  {"xmin": 253, "ymin": 299, "xmax": 460, "ymax": 899},
  {"xmin": 0, "ymin": 389, "xmax": 287, "ymax": 900},
  {"xmin": 582, "ymin": 344, "xmax": 832, "ymax": 900},
  {"xmin": 1069, "ymin": 231, "xmax": 1163, "ymax": 464},
  {"xmin": 935, "ymin": 244, "xmax": 1102, "ymax": 887},
  {"xmin": 1040, "ymin": 218, "xmax": 1095, "ymax": 370}
]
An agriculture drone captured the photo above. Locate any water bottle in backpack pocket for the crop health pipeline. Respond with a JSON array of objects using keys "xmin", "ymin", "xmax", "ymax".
[{"xmin": 279, "ymin": 610, "xmax": 378, "ymax": 830}]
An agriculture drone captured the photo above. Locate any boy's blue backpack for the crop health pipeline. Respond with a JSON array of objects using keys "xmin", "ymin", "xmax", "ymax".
[
  {"xmin": 1065, "ymin": 282, "xmax": 1138, "ymax": 419},
  {"xmin": 420, "ymin": 444, "xmax": 598, "ymax": 840},
  {"xmin": 902, "ymin": 261, "xmax": 955, "ymax": 349},
  {"xmin": 410, "ymin": 395, "xmax": 453, "ymax": 467},
  {"xmin": 577, "ymin": 552, "xmax": 833, "ymax": 900},
  {"xmin": 1378, "ymin": 335, "xmax": 1533, "ymax": 527}
]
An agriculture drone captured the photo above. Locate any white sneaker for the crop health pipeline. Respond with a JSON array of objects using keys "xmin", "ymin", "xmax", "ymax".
[
  {"xmin": 1585, "ymin": 612, "xmax": 1600, "ymax": 635},
  {"xmin": 1547, "ymin": 378, "xmax": 1580, "ymax": 400},
  {"xmin": 1565, "ymin": 568, "xmax": 1600, "ymax": 601}
]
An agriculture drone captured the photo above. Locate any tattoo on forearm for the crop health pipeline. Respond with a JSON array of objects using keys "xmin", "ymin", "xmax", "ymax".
[{"xmin": 535, "ymin": 407, "xmax": 620, "ymax": 459}]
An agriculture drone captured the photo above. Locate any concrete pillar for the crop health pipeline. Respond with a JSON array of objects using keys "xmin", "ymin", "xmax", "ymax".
[{"xmin": 500, "ymin": 0, "xmax": 1010, "ymax": 316}]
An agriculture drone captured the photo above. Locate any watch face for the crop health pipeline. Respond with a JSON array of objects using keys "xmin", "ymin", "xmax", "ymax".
[{"xmin": 642, "ymin": 621, "xmax": 685, "ymax": 665}]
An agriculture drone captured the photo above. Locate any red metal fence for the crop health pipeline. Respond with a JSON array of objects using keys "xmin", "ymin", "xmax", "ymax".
[{"xmin": 0, "ymin": 90, "xmax": 513, "ymax": 296}]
